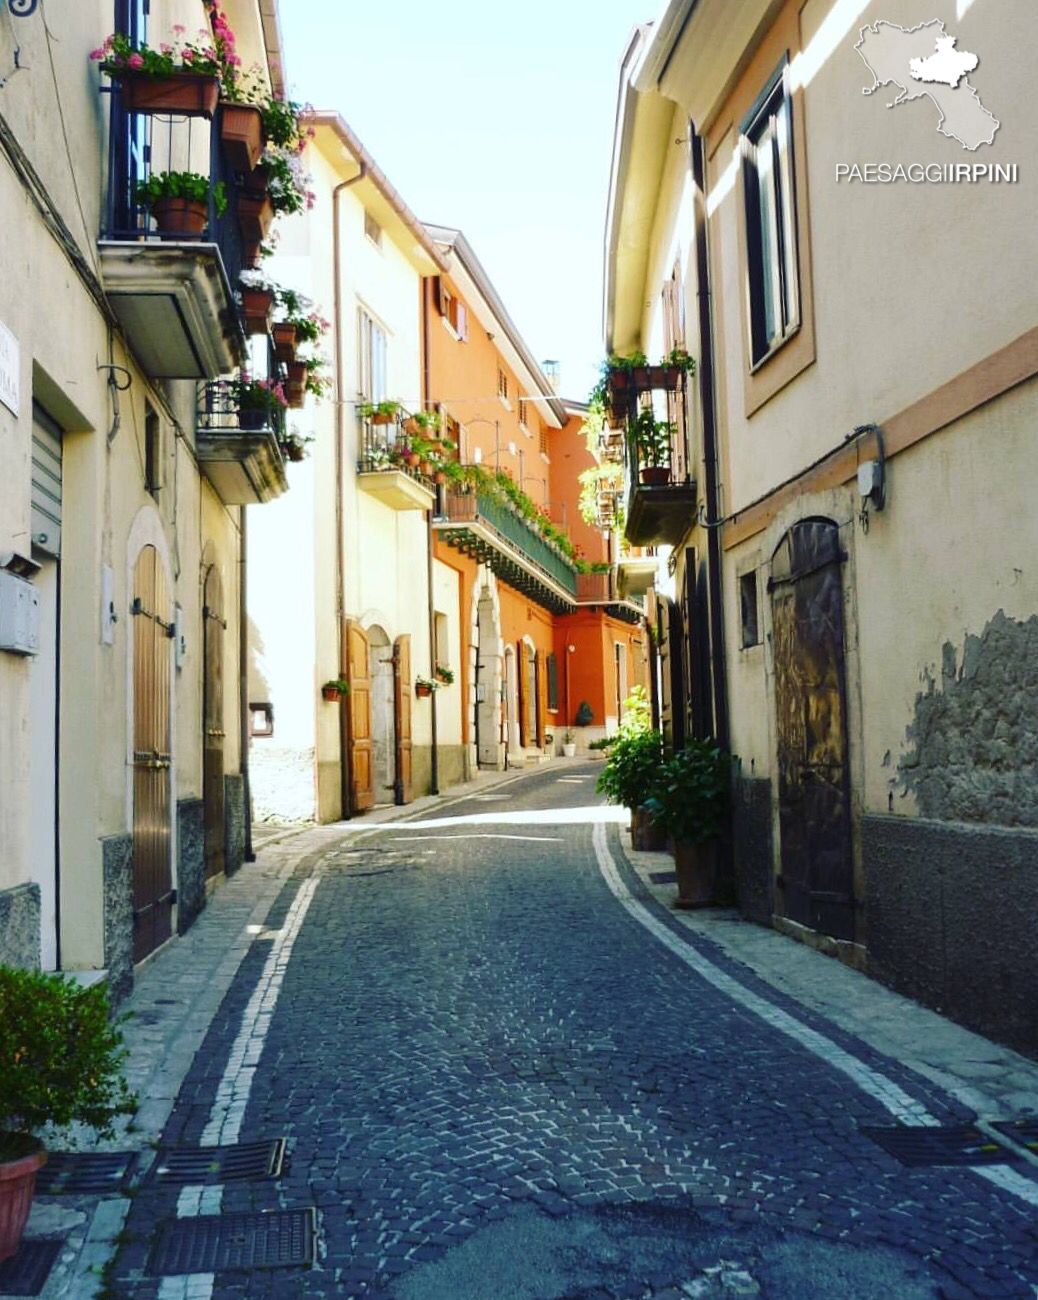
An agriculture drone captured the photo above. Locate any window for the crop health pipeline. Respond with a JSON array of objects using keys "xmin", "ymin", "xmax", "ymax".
[
  {"xmin": 249, "ymin": 703, "xmax": 274, "ymax": 737},
  {"xmin": 364, "ymin": 211, "xmax": 383, "ymax": 248},
  {"xmin": 546, "ymin": 652, "xmax": 558, "ymax": 712},
  {"xmin": 357, "ymin": 306, "xmax": 387, "ymax": 401},
  {"xmin": 437, "ymin": 281, "xmax": 468, "ymax": 340},
  {"xmin": 740, "ymin": 571, "xmax": 760, "ymax": 648},
  {"xmin": 741, "ymin": 62, "xmax": 799, "ymax": 367},
  {"xmin": 517, "ymin": 397, "xmax": 529, "ymax": 429},
  {"xmin": 497, "ymin": 368, "xmax": 509, "ymax": 406},
  {"xmin": 145, "ymin": 403, "xmax": 161, "ymax": 497}
]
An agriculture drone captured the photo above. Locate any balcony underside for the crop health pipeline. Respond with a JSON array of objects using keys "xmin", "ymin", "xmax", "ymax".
[
  {"xmin": 567, "ymin": 598, "xmax": 645, "ymax": 625},
  {"xmin": 357, "ymin": 469, "xmax": 435, "ymax": 511},
  {"xmin": 99, "ymin": 241, "xmax": 243, "ymax": 379},
  {"xmin": 625, "ymin": 479, "xmax": 697, "ymax": 546},
  {"xmin": 617, "ymin": 557, "xmax": 658, "ymax": 598},
  {"xmin": 196, "ymin": 430, "xmax": 287, "ymax": 505},
  {"xmin": 435, "ymin": 521, "xmax": 575, "ymax": 614}
]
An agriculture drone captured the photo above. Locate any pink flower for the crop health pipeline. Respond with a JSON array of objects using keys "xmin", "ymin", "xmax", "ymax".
[
  {"xmin": 182, "ymin": 47, "xmax": 195, "ymax": 61},
  {"xmin": 173, "ymin": 24, "xmax": 185, "ymax": 34},
  {"xmin": 160, "ymin": 43, "xmax": 173, "ymax": 54},
  {"xmin": 89, "ymin": 47, "xmax": 106, "ymax": 60},
  {"xmin": 127, "ymin": 52, "xmax": 144, "ymax": 68}
]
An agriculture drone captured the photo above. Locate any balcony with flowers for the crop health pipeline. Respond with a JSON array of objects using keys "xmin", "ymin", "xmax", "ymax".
[
  {"xmin": 588, "ymin": 351, "xmax": 698, "ymax": 546},
  {"xmin": 92, "ymin": 7, "xmax": 313, "ymax": 381},
  {"xmin": 195, "ymin": 375, "xmax": 289, "ymax": 505},
  {"xmin": 356, "ymin": 405, "xmax": 451, "ymax": 511}
]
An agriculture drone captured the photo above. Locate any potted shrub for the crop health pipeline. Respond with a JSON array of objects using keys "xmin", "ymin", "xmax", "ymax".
[
  {"xmin": 643, "ymin": 739, "xmax": 733, "ymax": 908},
  {"xmin": 0, "ymin": 966, "xmax": 135, "ymax": 1262},
  {"xmin": 235, "ymin": 375, "xmax": 287, "ymax": 430},
  {"xmin": 279, "ymin": 430, "xmax": 311, "ymax": 463},
  {"xmin": 562, "ymin": 729, "xmax": 577, "ymax": 759},
  {"xmin": 359, "ymin": 400, "xmax": 401, "ymax": 426},
  {"xmin": 135, "ymin": 172, "xmax": 226, "ymax": 238},
  {"xmin": 321, "ymin": 678, "xmax": 349, "ymax": 702},
  {"xmin": 596, "ymin": 688, "xmax": 665, "ymax": 850},
  {"xmin": 630, "ymin": 408, "xmax": 674, "ymax": 484}
]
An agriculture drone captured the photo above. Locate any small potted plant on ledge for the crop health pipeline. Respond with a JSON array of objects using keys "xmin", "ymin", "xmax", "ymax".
[
  {"xmin": 235, "ymin": 375, "xmax": 287, "ymax": 431},
  {"xmin": 358, "ymin": 400, "xmax": 401, "ymax": 426},
  {"xmin": 135, "ymin": 172, "xmax": 226, "ymax": 238},
  {"xmin": 321, "ymin": 678, "xmax": 349, "ymax": 702},
  {"xmin": 643, "ymin": 738, "xmax": 733, "ymax": 909},
  {"xmin": 414, "ymin": 675, "xmax": 438, "ymax": 698},
  {"xmin": 91, "ymin": 30, "xmax": 223, "ymax": 117},
  {"xmin": 0, "ymin": 966, "xmax": 136, "ymax": 1262},
  {"xmin": 434, "ymin": 663, "xmax": 454, "ymax": 685},
  {"xmin": 562, "ymin": 729, "xmax": 576, "ymax": 758}
]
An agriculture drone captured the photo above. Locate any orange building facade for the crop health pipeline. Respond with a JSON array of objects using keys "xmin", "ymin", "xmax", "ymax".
[{"xmin": 421, "ymin": 227, "xmax": 648, "ymax": 770}]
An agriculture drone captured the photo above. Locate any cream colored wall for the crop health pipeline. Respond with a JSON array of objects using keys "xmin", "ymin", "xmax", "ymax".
[
  {"xmin": 432, "ymin": 560, "xmax": 462, "ymax": 747},
  {"xmin": 709, "ymin": 0, "xmax": 1036, "ymax": 514}
]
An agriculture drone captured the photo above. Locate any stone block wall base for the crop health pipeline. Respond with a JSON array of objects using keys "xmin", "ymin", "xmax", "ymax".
[
  {"xmin": 732, "ymin": 776, "xmax": 773, "ymax": 925},
  {"xmin": 224, "ymin": 775, "xmax": 245, "ymax": 876},
  {"xmin": 864, "ymin": 813, "xmax": 1038, "ymax": 1055},
  {"xmin": 102, "ymin": 834, "xmax": 134, "ymax": 1003},
  {"xmin": 0, "ymin": 883, "xmax": 41, "ymax": 970},
  {"xmin": 176, "ymin": 799, "xmax": 206, "ymax": 934},
  {"xmin": 772, "ymin": 914, "xmax": 867, "ymax": 972}
]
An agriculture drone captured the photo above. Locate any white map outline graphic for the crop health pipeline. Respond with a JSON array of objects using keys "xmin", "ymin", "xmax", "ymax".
[{"xmin": 855, "ymin": 19, "xmax": 1000, "ymax": 152}]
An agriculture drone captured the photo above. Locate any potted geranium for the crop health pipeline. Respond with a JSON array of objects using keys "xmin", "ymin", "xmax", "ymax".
[
  {"xmin": 235, "ymin": 375, "xmax": 287, "ymax": 430},
  {"xmin": 238, "ymin": 271, "xmax": 278, "ymax": 334},
  {"xmin": 414, "ymin": 676, "xmax": 438, "ymax": 698},
  {"xmin": 91, "ymin": 29, "xmax": 224, "ymax": 117},
  {"xmin": 643, "ymin": 739, "xmax": 733, "ymax": 909},
  {"xmin": 595, "ymin": 688, "xmax": 665, "ymax": 850},
  {"xmin": 0, "ymin": 967, "xmax": 135, "ymax": 1262},
  {"xmin": 135, "ymin": 172, "xmax": 226, "ymax": 238}
]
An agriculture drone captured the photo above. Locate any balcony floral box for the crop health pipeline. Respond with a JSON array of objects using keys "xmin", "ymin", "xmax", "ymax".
[{"xmin": 91, "ymin": 32, "xmax": 223, "ymax": 118}]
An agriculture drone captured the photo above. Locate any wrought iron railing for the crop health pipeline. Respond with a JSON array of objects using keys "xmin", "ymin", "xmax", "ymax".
[
  {"xmin": 197, "ymin": 380, "xmax": 285, "ymax": 440},
  {"xmin": 444, "ymin": 491, "xmax": 578, "ymax": 597},
  {"xmin": 103, "ymin": 92, "xmax": 248, "ymax": 288},
  {"xmin": 356, "ymin": 416, "xmax": 445, "ymax": 489}
]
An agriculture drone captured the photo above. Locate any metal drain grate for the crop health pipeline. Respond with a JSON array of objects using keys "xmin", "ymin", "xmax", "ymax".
[
  {"xmin": 0, "ymin": 1239, "xmax": 62, "ymax": 1296},
  {"xmin": 147, "ymin": 1139, "xmax": 286, "ymax": 1186},
  {"xmin": 991, "ymin": 1118, "xmax": 1038, "ymax": 1153},
  {"xmin": 860, "ymin": 1124, "xmax": 1016, "ymax": 1166},
  {"xmin": 149, "ymin": 1209, "xmax": 315, "ymax": 1274},
  {"xmin": 649, "ymin": 871, "xmax": 678, "ymax": 885},
  {"xmin": 34, "ymin": 1150, "xmax": 137, "ymax": 1195}
]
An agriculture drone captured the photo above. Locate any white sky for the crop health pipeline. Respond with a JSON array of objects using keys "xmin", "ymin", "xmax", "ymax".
[{"xmin": 278, "ymin": 0, "xmax": 654, "ymax": 402}]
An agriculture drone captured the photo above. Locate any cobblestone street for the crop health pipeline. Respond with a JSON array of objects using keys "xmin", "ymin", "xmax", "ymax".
[{"xmin": 71, "ymin": 767, "xmax": 1038, "ymax": 1296}]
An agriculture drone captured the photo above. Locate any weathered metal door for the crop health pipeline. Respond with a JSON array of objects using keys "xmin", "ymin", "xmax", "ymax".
[
  {"xmin": 393, "ymin": 634, "xmax": 413, "ymax": 805},
  {"xmin": 202, "ymin": 565, "xmax": 225, "ymax": 880},
  {"xmin": 132, "ymin": 545, "xmax": 174, "ymax": 962},
  {"xmin": 346, "ymin": 620, "xmax": 375, "ymax": 812},
  {"xmin": 769, "ymin": 519, "xmax": 854, "ymax": 940}
]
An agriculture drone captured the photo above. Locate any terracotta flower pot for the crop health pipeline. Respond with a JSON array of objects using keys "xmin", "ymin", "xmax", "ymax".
[
  {"xmin": 640, "ymin": 466, "xmax": 671, "ymax": 486},
  {"xmin": 369, "ymin": 412, "xmax": 394, "ymax": 426},
  {"xmin": 415, "ymin": 683, "xmax": 433, "ymax": 698},
  {"xmin": 240, "ymin": 287, "xmax": 273, "ymax": 336},
  {"xmin": 272, "ymin": 322, "xmax": 297, "ymax": 363},
  {"xmin": 321, "ymin": 685, "xmax": 342, "ymax": 702},
  {"xmin": 434, "ymin": 470, "xmax": 447, "ymax": 485},
  {"xmin": 0, "ymin": 1143, "xmax": 46, "ymax": 1263},
  {"xmin": 286, "ymin": 385, "xmax": 305, "ymax": 410},
  {"xmin": 673, "ymin": 838, "xmax": 718, "ymax": 909},
  {"xmin": 237, "ymin": 192, "xmax": 274, "ymax": 242},
  {"xmin": 220, "ymin": 103, "xmax": 265, "ymax": 172},
  {"xmin": 631, "ymin": 807, "xmax": 668, "ymax": 852},
  {"xmin": 419, "ymin": 460, "xmax": 433, "ymax": 476},
  {"xmin": 241, "ymin": 239, "xmax": 263, "ymax": 270},
  {"xmin": 118, "ymin": 71, "xmax": 220, "ymax": 118},
  {"xmin": 151, "ymin": 197, "xmax": 207, "ymax": 238}
]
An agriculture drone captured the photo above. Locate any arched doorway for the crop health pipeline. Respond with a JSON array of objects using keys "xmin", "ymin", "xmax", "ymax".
[
  {"xmin": 131, "ymin": 544, "xmax": 174, "ymax": 962},
  {"xmin": 503, "ymin": 645, "xmax": 520, "ymax": 759},
  {"xmin": 367, "ymin": 624, "xmax": 395, "ymax": 804},
  {"xmin": 202, "ymin": 564, "xmax": 225, "ymax": 880},
  {"xmin": 474, "ymin": 583, "xmax": 502, "ymax": 768},
  {"xmin": 520, "ymin": 638, "xmax": 537, "ymax": 748},
  {"xmin": 770, "ymin": 518, "xmax": 854, "ymax": 940}
]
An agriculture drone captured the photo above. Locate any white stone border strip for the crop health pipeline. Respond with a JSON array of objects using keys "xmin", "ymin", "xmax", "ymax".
[{"xmin": 591, "ymin": 821, "xmax": 1038, "ymax": 1210}]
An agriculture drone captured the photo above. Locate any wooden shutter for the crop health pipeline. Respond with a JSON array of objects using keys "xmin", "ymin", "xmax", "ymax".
[
  {"xmin": 456, "ymin": 302, "xmax": 468, "ymax": 341},
  {"xmin": 393, "ymin": 634, "xmax": 413, "ymax": 805},
  {"xmin": 536, "ymin": 651, "xmax": 547, "ymax": 747},
  {"xmin": 517, "ymin": 640, "xmax": 528, "ymax": 748},
  {"xmin": 346, "ymin": 620, "xmax": 375, "ymax": 812}
]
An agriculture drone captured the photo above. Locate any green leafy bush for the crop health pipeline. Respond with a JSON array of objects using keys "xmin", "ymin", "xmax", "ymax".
[
  {"xmin": 596, "ymin": 688, "xmax": 662, "ymax": 810},
  {"xmin": 643, "ymin": 738, "xmax": 733, "ymax": 845},
  {"xmin": 0, "ymin": 967, "xmax": 136, "ymax": 1155},
  {"xmin": 135, "ymin": 171, "xmax": 227, "ymax": 216}
]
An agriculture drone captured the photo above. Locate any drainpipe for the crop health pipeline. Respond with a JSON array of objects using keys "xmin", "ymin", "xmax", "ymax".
[
  {"xmin": 240, "ymin": 508, "xmax": 254, "ymax": 861},
  {"xmin": 332, "ymin": 163, "xmax": 367, "ymax": 819},
  {"xmin": 690, "ymin": 129, "xmax": 730, "ymax": 752},
  {"xmin": 422, "ymin": 278, "xmax": 439, "ymax": 795}
]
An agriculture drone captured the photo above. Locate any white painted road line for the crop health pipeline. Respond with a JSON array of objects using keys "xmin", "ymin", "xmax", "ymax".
[{"xmin": 592, "ymin": 820, "xmax": 1038, "ymax": 1209}]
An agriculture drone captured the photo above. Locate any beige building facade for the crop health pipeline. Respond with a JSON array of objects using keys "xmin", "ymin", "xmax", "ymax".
[
  {"xmin": 0, "ymin": 0, "xmax": 290, "ymax": 994},
  {"xmin": 606, "ymin": 0, "xmax": 1038, "ymax": 1050}
]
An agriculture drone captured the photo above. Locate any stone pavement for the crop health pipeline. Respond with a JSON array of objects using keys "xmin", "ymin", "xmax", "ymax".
[{"xmin": 15, "ymin": 761, "xmax": 1038, "ymax": 1299}]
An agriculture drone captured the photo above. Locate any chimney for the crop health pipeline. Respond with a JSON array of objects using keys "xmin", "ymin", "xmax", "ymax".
[{"xmin": 541, "ymin": 359, "xmax": 560, "ymax": 394}]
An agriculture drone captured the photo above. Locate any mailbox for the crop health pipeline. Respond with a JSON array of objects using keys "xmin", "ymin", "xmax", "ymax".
[{"xmin": 0, "ymin": 570, "xmax": 40, "ymax": 655}]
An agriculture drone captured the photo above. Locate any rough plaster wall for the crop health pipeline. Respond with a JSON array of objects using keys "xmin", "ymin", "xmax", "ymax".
[
  {"xmin": 0, "ymin": 883, "xmax": 41, "ymax": 969},
  {"xmin": 176, "ymin": 799, "xmax": 206, "ymax": 935},
  {"xmin": 250, "ymin": 746, "xmax": 317, "ymax": 824},
  {"xmin": 224, "ymin": 775, "xmax": 245, "ymax": 876},
  {"xmin": 732, "ymin": 777, "xmax": 773, "ymax": 926},
  {"xmin": 900, "ymin": 611, "xmax": 1038, "ymax": 827}
]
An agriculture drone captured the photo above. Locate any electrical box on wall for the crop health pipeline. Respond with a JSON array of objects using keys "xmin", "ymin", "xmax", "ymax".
[{"xmin": 0, "ymin": 570, "xmax": 40, "ymax": 655}]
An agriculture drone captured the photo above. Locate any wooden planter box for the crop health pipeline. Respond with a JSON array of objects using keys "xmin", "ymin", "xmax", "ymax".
[
  {"xmin": 150, "ymin": 197, "xmax": 207, "ymax": 238},
  {"xmin": 119, "ymin": 71, "xmax": 221, "ymax": 118},
  {"xmin": 576, "ymin": 570, "xmax": 612, "ymax": 602},
  {"xmin": 272, "ymin": 322, "xmax": 297, "ymax": 363},
  {"xmin": 241, "ymin": 239, "xmax": 263, "ymax": 270},
  {"xmin": 220, "ymin": 103, "xmax": 265, "ymax": 172},
  {"xmin": 237, "ymin": 192, "xmax": 274, "ymax": 243}
]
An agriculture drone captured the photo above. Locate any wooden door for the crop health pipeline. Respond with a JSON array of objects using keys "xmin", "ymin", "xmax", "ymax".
[
  {"xmin": 536, "ymin": 651, "xmax": 547, "ymax": 747},
  {"xmin": 346, "ymin": 620, "xmax": 374, "ymax": 812},
  {"xmin": 202, "ymin": 565, "xmax": 225, "ymax": 880},
  {"xmin": 132, "ymin": 545, "xmax": 174, "ymax": 962},
  {"xmin": 770, "ymin": 519, "xmax": 854, "ymax": 940},
  {"xmin": 393, "ymin": 634, "xmax": 413, "ymax": 805},
  {"xmin": 517, "ymin": 641, "xmax": 529, "ymax": 748}
]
